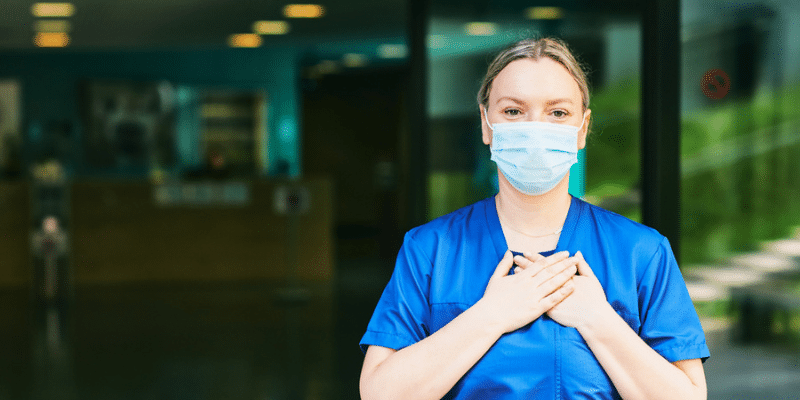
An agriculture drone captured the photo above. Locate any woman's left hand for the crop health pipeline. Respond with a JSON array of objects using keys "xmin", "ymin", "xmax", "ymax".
[{"xmin": 544, "ymin": 251, "xmax": 614, "ymax": 330}]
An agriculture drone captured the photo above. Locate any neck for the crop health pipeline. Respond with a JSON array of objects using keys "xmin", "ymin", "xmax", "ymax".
[{"xmin": 495, "ymin": 169, "xmax": 572, "ymax": 236}]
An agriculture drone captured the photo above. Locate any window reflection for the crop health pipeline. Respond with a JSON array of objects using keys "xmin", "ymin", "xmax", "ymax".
[{"xmin": 426, "ymin": 6, "xmax": 642, "ymax": 221}]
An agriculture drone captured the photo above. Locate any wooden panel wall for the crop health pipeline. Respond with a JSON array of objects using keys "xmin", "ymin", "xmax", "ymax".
[
  {"xmin": 0, "ymin": 182, "xmax": 30, "ymax": 286},
  {"xmin": 70, "ymin": 179, "xmax": 333, "ymax": 285}
]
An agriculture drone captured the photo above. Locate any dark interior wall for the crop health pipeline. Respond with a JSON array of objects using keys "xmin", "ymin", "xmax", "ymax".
[
  {"xmin": 0, "ymin": 46, "xmax": 301, "ymax": 176},
  {"xmin": 302, "ymin": 68, "xmax": 407, "ymax": 260},
  {"xmin": 0, "ymin": 46, "xmax": 330, "ymax": 286}
]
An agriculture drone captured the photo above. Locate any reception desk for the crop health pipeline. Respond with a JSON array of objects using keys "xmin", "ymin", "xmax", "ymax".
[
  {"xmin": 0, "ymin": 182, "xmax": 30, "ymax": 286},
  {"xmin": 0, "ymin": 179, "xmax": 334, "ymax": 287}
]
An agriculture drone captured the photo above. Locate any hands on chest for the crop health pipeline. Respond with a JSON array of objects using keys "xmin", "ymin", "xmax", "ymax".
[{"xmin": 479, "ymin": 250, "xmax": 613, "ymax": 335}]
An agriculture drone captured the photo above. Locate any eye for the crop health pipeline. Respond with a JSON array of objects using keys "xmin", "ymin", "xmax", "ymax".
[
  {"xmin": 552, "ymin": 110, "xmax": 568, "ymax": 118},
  {"xmin": 503, "ymin": 108, "xmax": 521, "ymax": 116}
]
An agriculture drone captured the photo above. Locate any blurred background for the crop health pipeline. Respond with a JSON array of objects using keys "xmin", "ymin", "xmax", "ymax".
[{"xmin": 1, "ymin": 0, "xmax": 799, "ymax": 398}]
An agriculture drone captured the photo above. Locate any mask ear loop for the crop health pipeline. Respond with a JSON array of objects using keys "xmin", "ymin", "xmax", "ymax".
[
  {"xmin": 576, "ymin": 112, "xmax": 587, "ymax": 133},
  {"xmin": 483, "ymin": 106, "xmax": 494, "ymax": 131}
]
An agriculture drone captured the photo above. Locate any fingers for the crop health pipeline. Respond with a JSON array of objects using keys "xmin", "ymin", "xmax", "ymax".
[
  {"xmin": 511, "ymin": 252, "xmax": 545, "ymax": 273},
  {"xmin": 536, "ymin": 261, "xmax": 578, "ymax": 295},
  {"xmin": 522, "ymin": 252, "xmax": 545, "ymax": 263},
  {"xmin": 575, "ymin": 251, "xmax": 595, "ymax": 278},
  {"xmin": 514, "ymin": 251, "xmax": 570, "ymax": 276},
  {"xmin": 491, "ymin": 250, "xmax": 515, "ymax": 280},
  {"xmin": 521, "ymin": 254, "xmax": 577, "ymax": 282},
  {"xmin": 512, "ymin": 255, "xmax": 535, "ymax": 272},
  {"xmin": 541, "ymin": 279, "xmax": 575, "ymax": 309}
]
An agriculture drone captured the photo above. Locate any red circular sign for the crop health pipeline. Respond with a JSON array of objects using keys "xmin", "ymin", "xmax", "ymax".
[{"xmin": 701, "ymin": 69, "xmax": 731, "ymax": 100}]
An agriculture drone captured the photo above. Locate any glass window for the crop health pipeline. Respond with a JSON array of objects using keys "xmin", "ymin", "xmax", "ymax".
[
  {"xmin": 426, "ymin": 3, "xmax": 642, "ymax": 222},
  {"xmin": 680, "ymin": 1, "xmax": 800, "ymax": 264}
]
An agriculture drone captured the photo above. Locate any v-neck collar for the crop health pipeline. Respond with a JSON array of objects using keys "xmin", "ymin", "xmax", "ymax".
[{"xmin": 484, "ymin": 194, "xmax": 581, "ymax": 260}]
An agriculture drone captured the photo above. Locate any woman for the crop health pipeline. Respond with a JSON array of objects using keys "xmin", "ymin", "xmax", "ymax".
[{"xmin": 359, "ymin": 38, "xmax": 709, "ymax": 399}]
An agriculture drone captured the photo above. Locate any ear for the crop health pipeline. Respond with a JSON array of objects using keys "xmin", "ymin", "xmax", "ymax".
[
  {"xmin": 577, "ymin": 109, "xmax": 591, "ymax": 150},
  {"xmin": 480, "ymin": 105, "xmax": 492, "ymax": 146}
]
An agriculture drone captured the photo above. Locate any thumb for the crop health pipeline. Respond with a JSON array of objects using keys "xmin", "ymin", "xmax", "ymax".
[
  {"xmin": 491, "ymin": 250, "xmax": 515, "ymax": 280},
  {"xmin": 575, "ymin": 251, "xmax": 595, "ymax": 277}
]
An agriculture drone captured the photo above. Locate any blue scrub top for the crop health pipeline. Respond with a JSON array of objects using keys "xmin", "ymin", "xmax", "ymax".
[{"xmin": 360, "ymin": 196, "xmax": 710, "ymax": 399}]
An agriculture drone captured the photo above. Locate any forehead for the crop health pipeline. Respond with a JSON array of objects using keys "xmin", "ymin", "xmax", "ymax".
[{"xmin": 489, "ymin": 57, "xmax": 582, "ymax": 105}]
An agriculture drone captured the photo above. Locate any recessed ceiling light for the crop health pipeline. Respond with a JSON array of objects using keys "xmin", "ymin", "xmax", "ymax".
[
  {"xmin": 228, "ymin": 34, "xmax": 262, "ymax": 48},
  {"xmin": 31, "ymin": 3, "xmax": 75, "ymax": 18},
  {"xmin": 465, "ymin": 22, "xmax": 497, "ymax": 36},
  {"xmin": 253, "ymin": 21, "xmax": 290, "ymax": 35},
  {"xmin": 34, "ymin": 32, "xmax": 70, "ymax": 47},
  {"xmin": 283, "ymin": 4, "xmax": 325, "ymax": 18},
  {"xmin": 525, "ymin": 7, "xmax": 564, "ymax": 20},
  {"xmin": 427, "ymin": 34, "xmax": 447, "ymax": 49},
  {"xmin": 377, "ymin": 44, "xmax": 408, "ymax": 59},
  {"xmin": 35, "ymin": 19, "xmax": 71, "ymax": 33},
  {"xmin": 315, "ymin": 60, "xmax": 340, "ymax": 74},
  {"xmin": 342, "ymin": 53, "xmax": 367, "ymax": 68}
]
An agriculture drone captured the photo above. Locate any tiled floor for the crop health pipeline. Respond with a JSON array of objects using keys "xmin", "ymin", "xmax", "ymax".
[
  {"xmin": 3, "ymin": 275, "xmax": 379, "ymax": 400},
  {"xmin": 3, "ymin": 258, "xmax": 799, "ymax": 399}
]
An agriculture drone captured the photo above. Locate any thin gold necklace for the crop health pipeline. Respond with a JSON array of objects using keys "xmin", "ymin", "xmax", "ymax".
[
  {"xmin": 495, "ymin": 195, "xmax": 566, "ymax": 239},
  {"xmin": 497, "ymin": 210, "xmax": 564, "ymax": 238},
  {"xmin": 505, "ymin": 224, "xmax": 563, "ymax": 238}
]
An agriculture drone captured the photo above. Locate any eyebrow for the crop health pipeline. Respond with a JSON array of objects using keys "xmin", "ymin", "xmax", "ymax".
[
  {"xmin": 495, "ymin": 96, "xmax": 525, "ymax": 105},
  {"xmin": 544, "ymin": 98, "xmax": 575, "ymax": 106},
  {"xmin": 495, "ymin": 96, "xmax": 575, "ymax": 106}
]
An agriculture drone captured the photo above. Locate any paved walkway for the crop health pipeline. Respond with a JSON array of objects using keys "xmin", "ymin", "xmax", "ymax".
[
  {"xmin": 707, "ymin": 347, "xmax": 800, "ymax": 398},
  {"xmin": 698, "ymin": 316, "xmax": 800, "ymax": 399},
  {"xmin": 685, "ymin": 233, "xmax": 800, "ymax": 399}
]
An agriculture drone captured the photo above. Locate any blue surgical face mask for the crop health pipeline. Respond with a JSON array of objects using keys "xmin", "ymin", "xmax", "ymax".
[{"xmin": 484, "ymin": 108, "xmax": 585, "ymax": 196}]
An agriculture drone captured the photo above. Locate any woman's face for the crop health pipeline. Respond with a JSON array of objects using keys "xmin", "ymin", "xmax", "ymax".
[{"xmin": 481, "ymin": 57, "xmax": 590, "ymax": 149}]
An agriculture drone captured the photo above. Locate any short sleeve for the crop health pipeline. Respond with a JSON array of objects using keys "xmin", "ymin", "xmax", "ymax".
[
  {"xmin": 359, "ymin": 232, "xmax": 433, "ymax": 354},
  {"xmin": 638, "ymin": 237, "xmax": 711, "ymax": 362}
]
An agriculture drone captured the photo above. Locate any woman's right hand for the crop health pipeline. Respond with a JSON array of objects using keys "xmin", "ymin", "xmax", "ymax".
[{"xmin": 477, "ymin": 250, "xmax": 578, "ymax": 334}]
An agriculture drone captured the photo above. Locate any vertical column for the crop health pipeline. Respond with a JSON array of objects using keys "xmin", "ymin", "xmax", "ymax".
[
  {"xmin": 406, "ymin": 0, "xmax": 429, "ymax": 228},
  {"xmin": 29, "ymin": 164, "xmax": 76, "ymax": 400},
  {"xmin": 266, "ymin": 48, "xmax": 301, "ymax": 178},
  {"xmin": 641, "ymin": 0, "xmax": 681, "ymax": 261},
  {"xmin": 30, "ymin": 165, "xmax": 71, "ymax": 302}
]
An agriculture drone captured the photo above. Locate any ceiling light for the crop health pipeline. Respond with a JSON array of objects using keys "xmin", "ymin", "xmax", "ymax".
[
  {"xmin": 253, "ymin": 21, "xmax": 290, "ymax": 35},
  {"xmin": 342, "ymin": 53, "xmax": 367, "ymax": 68},
  {"xmin": 427, "ymin": 34, "xmax": 447, "ymax": 49},
  {"xmin": 34, "ymin": 32, "xmax": 69, "ymax": 47},
  {"xmin": 228, "ymin": 34, "xmax": 262, "ymax": 48},
  {"xmin": 31, "ymin": 3, "xmax": 75, "ymax": 18},
  {"xmin": 465, "ymin": 22, "xmax": 497, "ymax": 36},
  {"xmin": 35, "ymin": 20, "xmax": 71, "ymax": 33},
  {"xmin": 283, "ymin": 4, "xmax": 325, "ymax": 18},
  {"xmin": 525, "ymin": 7, "xmax": 564, "ymax": 20},
  {"xmin": 315, "ymin": 60, "xmax": 340, "ymax": 75},
  {"xmin": 377, "ymin": 44, "xmax": 408, "ymax": 59}
]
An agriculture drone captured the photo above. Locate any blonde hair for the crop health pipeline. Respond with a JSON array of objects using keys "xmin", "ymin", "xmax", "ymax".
[{"xmin": 477, "ymin": 38, "xmax": 590, "ymax": 111}]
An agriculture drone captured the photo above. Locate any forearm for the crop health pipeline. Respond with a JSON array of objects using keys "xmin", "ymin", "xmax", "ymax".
[
  {"xmin": 578, "ymin": 306, "xmax": 706, "ymax": 400},
  {"xmin": 361, "ymin": 300, "xmax": 503, "ymax": 400}
]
